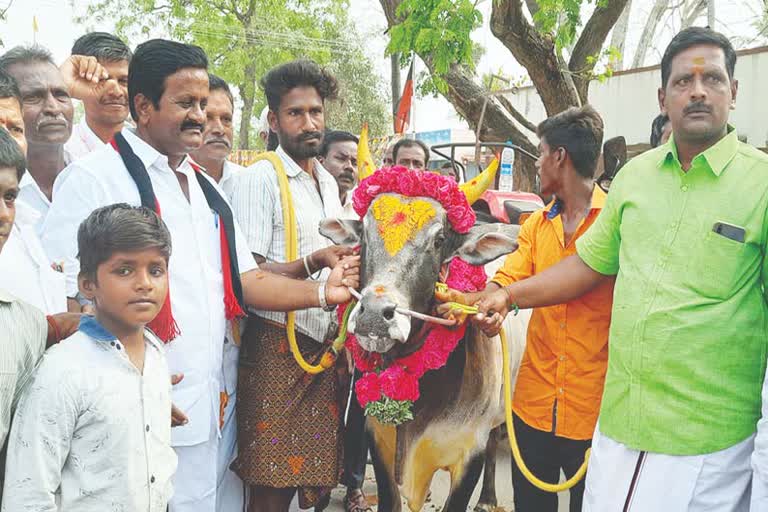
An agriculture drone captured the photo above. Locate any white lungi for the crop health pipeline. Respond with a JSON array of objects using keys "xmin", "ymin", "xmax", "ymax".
[
  {"xmin": 751, "ymin": 363, "xmax": 768, "ymax": 511},
  {"xmin": 583, "ymin": 426, "xmax": 753, "ymax": 512}
]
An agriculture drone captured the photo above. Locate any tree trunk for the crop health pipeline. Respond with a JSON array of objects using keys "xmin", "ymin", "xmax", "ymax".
[
  {"xmin": 238, "ymin": 61, "xmax": 257, "ymax": 150},
  {"xmin": 391, "ymin": 52, "xmax": 401, "ymax": 119},
  {"xmin": 682, "ymin": 0, "xmax": 707, "ymax": 28},
  {"xmin": 610, "ymin": 0, "xmax": 632, "ymax": 71},
  {"xmin": 632, "ymin": 0, "xmax": 669, "ymax": 69}
]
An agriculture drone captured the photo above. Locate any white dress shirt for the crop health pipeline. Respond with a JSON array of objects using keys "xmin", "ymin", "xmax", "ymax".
[
  {"xmin": 0, "ymin": 201, "xmax": 66, "ymax": 314},
  {"xmin": 64, "ymin": 118, "xmax": 108, "ymax": 162},
  {"xmin": 219, "ymin": 160, "xmax": 244, "ymax": 201},
  {"xmin": 18, "ymin": 172, "xmax": 50, "ymax": 234},
  {"xmin": 229, "ymin": 146, "xmax": 343, "ymax": 343},
  {"xmin": 2, "ymin": 317, "xmax": 177, "ymax": 512},
  {"xmin": 41, "ymin": 128, "xmax": 257, "ymax": 447}
]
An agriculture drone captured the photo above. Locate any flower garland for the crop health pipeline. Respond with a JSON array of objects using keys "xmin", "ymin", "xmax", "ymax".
[
  {"xmin": 353, "ymin": 166, "xmax": 476, "ymax": 234},
  {"xmin": 341, "ymin": 168, "xmax": 485, "ymax": 425}
]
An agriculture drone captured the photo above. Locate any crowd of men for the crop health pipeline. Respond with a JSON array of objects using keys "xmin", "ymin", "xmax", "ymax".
[{"xmin": 0, "ymin": 23, "xmax": 766, "ymax": 512}]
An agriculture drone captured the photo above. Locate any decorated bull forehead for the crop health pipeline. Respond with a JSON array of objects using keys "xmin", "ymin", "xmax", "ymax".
[
  {"xmin": 352, "ymin": 166, "xmax": 477, "ymax": 235},
  {"xmin": 370, "ymin": 195, "xmax": 439, "ymax": 256}
]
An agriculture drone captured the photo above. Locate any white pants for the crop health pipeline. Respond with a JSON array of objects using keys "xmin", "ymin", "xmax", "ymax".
[
  {"xmin": 751, "ymin": 363, "xmax": 768, "ymax": 511},
  {"xmin": 170, "ymin": 391, "xmax": 244, "ymax": 512},
  {"xmin": 583, "ymin": 426, "xmax": 753, "ymax": 512}
]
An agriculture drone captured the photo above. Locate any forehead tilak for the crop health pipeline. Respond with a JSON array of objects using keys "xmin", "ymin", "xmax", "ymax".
[{"xmin": 369, "ymin": 194, "xmax": 438, "ymax": 256}]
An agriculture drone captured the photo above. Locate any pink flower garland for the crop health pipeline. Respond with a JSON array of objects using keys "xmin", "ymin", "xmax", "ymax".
[
  {"xmin": 352, "ymin": 166, "xmax": 476, "ymax": 234},
  {"xmin": 339, "ymin": 257, "xmax": 487, "ymax": 424}
]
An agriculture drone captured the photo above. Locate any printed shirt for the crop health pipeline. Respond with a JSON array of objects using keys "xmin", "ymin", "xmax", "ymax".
[
  {"xmin": 230, "ymin": 146, "xmax": 343, "ymax": 343},
  {"xmin": 576, "ymin": 128, "xmax": 768, "ymax": 455},
  {"xmin": 0, "ymin": 200, "xmax": 66, "ymax": 314},
  {"xmin": 1, "ymin": 316, "xmax": 177, "ymax": 512},
  {"xmin": 41, "ymin": 128, "xmax": 257, "ymax": 448},
  {"xmin": 64, "ymin": 118, "xmax": 108, "ymax": 162},
  {"xmin": 492, "ymin": 186, "xmax": 614, "ymax": 440}
]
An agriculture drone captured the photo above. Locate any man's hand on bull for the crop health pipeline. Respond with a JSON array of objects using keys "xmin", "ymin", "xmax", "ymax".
[
  {"xmin": 473, "ymin": 289, "xmax": 510, "ymax": 337},
  {"xmin": 309, "ymin": 245, "xmax": 356, "ymax": 274},
  {"xmin": 324, "ymin": 255, "xmax": 361, "ymax": 305},
  {"xmin": 435, "ymin": 284, "xmax": 509, "ymax": 337}
]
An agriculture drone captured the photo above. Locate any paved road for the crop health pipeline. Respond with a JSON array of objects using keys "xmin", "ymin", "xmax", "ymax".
[{"xmin": 321, "ymin": 448, "xmax": 571, "ymax": 512}]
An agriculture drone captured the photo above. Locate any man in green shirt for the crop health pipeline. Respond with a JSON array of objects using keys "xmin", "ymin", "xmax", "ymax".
[{"xmin": 454, "ymin": 27, "xmax": 768, "ymax": 510}]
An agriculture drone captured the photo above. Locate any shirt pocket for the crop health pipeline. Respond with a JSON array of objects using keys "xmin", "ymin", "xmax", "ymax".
[{"xmin": 684, "ymin": 229, "xmax": 747, "ymax": 300}]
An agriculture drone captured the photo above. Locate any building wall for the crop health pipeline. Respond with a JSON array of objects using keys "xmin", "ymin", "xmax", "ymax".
[{"xmin": 504, "ymin": 46, "xmax": 768, "ymax": 148}]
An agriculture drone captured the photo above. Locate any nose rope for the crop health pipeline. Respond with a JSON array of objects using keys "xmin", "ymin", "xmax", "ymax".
[{"xmin": 348, "ymin": 286, "xmax": 477, "ymax": 327}]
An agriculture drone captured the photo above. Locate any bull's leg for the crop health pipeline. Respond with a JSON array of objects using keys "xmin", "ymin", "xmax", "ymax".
[
  {"xmin": 370, "ymin": 438, "xmax": 402, "ymax": 512},
  {"xmin": 441, "ymin": 452, "xmax": 485, "ymax": 512},
  {"xmin": 474, "ymin": 425, "xmax": 501, "ymax": 511}
]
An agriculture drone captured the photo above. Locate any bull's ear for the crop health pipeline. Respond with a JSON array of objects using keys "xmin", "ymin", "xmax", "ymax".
[
  {"xmin": 448, "ymin": 223, "xmax": 520, "ymax": 265},
  {"xmin": 319, "ymin": 218, "xmax": 362, "ymax": 247}
]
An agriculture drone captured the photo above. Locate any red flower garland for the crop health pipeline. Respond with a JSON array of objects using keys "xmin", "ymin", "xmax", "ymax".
[{"xmin": 352, "ymin": 166, "xmax": 476, "ymax": 234}]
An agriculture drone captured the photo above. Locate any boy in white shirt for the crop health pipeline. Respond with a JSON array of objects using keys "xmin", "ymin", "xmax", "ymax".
[{"xmin": 2, "ymin": 203, "xmax": 178, "ymax": 511}]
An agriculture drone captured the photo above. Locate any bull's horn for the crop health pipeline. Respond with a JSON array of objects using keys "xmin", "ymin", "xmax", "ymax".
[{"xmin": 459, "ymin": 158, "xmax": 499, "ymax": 205}]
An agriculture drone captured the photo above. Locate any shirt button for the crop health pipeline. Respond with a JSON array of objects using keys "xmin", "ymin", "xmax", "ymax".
[
  {"xmin": 150, "ymin": 476, "xmax": 156, "ymax": 484},
  {"xmin": 558, "ymin": 388, "xmax": 564, "ymax": 394},
  {"xmin": 559, "ymin": 355, "xmax": 566, "ymax": 362},
  {"xmin": 146, "ymin": 425, "xmax": 150, "ymax": 432},
  {"xmin": 110, "ymin": 341, "xmax": 116, "ymax": 347},
  {"xmin": 681, "ymin": 185, "xmax": 689, "ymax": 192},
  {"xmin": 559, "ymin": 322, "xmax": 566, "ymax": 329}
]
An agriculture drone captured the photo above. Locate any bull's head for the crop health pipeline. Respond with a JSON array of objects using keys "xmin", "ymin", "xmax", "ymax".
[{"xmin": 320, "ymin": 164, "xmax": 518, "ymax": 355}]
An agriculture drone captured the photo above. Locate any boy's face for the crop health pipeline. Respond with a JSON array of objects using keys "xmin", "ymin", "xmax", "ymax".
[
  {"xmin": 79, "ymin": 247, "xmax": 169, "ymax": 333},
  {"xmin": 0, "ymin": 166, "xmax": 19, "ymax": 253}
]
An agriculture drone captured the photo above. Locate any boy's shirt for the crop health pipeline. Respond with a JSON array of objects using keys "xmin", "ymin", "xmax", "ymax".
[{"xmin": 2, "ymin": 316, "xmax": 177, "ymax": 512}]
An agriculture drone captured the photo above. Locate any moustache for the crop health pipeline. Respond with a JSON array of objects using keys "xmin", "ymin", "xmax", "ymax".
[
  {"xmin": 298, "ymin": 131, "xmax": 323, "ymax": 143},
  {"xmin": 180, "ymin": 121, "xmax": 205, "ymax": 132},
  {"xmin": 684, "ymin": 102, "xmax": 712, "ymax": 115},
  {"xmin": 205, "ymin": 137, "xmax": 231, "ymax": 148},
  {"xmin": 36, "ymin": 113, "xmax": 68, "ymax": 130},
  {"xmin": 338, "ymin": 170, "xmax": 355, "ymax": 182}
]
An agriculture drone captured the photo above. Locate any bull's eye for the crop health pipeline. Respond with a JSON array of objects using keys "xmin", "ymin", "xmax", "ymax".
[{"xmin": 433, "ymin": 233, "xmax": 445, "ymax": 249}]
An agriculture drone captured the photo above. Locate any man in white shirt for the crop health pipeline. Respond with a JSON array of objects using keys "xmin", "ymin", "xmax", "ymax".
[
  {"xmin": 42, "ymin": 39, "xmax": 359, "ymax": 512},
  {"xmin": 0, "ymin": 71, "xmax": 66, "ymax": 314},
  {"xmin": 0, "ymin": 45, "xmax": 75, "ymax": 230},
  {"xmin": 64, "ymin": 32, "xmax": 131, "ymax": 161},
  {"xmin": 190, "ymin": 74, "xmax": 242, "ymax": 199}
]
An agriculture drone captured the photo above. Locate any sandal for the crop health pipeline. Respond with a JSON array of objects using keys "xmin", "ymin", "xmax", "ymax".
[{"xmin": 344, "ymin": 488, "xmax": 373, "ymax": 512}]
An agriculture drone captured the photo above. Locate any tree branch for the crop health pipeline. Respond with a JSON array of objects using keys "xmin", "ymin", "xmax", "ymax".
[
  {"xmin": 496, "ymin": 94, "xmax": 538, "ymax": 133},
  {"xmin": 569, "ymin": 0, "xmax": 631, "ymax": 103}
]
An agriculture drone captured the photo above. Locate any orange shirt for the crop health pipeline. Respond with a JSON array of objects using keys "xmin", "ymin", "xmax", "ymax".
[{"xmin": 492, "ymin": 186, "xmax": 614, "ymax": 440}]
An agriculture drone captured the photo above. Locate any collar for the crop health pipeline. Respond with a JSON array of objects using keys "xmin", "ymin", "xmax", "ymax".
[
  {"xmin": 77, "ymin": 119, "xmax": 104, "ymax": 148},
  {"xmin": 0, "ymin": 288, "xmax": 16, "ymax": 303},
  {"xmin": 545, "ymin": 184, "xmax": 605, "ymax": 219},
  {"xmin": 659, "ymin": 126, "xmax": 738, "ymax": 177},
  {"xmin": 275, "ymin": 145, "xmax": 331, "ymax": 182},
  {"xmin": 122, "ymin": 128, "xmax": 190, "ymax": 174},
  {"xmin": 79, "ymin": 315, "xmax": 117, "ymax": 342}
]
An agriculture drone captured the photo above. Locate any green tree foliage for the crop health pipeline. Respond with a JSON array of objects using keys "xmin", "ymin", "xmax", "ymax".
[{"xmin": 77, "ymin": 0, "xmax": 390, "ymax": 148}]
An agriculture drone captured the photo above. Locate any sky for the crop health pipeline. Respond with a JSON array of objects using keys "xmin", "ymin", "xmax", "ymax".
[{"xmin": 2, "ymin": 0, "xmax": 766, "ymax": 133}]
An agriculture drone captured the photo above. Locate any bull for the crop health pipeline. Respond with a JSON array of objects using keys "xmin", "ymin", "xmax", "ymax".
[{"xmin": 320, "ymin": 166, "xmax": 526, "ymax": 511}]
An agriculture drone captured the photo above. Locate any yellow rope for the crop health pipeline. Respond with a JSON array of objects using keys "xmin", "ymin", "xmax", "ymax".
[
  {"xmin": 252, "ymin": 153, "xmax": 333, "ymax": 375},
  {"xmin": 499, "ymin": 326, "xmax": 591, "ymax": 492}
]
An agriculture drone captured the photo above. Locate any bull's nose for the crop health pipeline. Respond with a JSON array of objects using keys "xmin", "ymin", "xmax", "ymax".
[{"xmin": 350, "ymin": 289, "xmax": 412, "ymax": 351}]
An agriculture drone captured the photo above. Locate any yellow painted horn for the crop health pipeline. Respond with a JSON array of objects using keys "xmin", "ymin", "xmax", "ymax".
[
  {"xmin": 357, "ymin": 123, "xmax": 377, "ymax": 181},
  {"xmin": 459, "ymin": 158, "xmax": 499, "ymax": 205}
]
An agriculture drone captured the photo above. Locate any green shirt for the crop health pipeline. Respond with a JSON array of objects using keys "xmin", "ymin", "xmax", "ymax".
[{"xmin": 576, "ymin": 128, "xmax": 768, "ymax": 455}]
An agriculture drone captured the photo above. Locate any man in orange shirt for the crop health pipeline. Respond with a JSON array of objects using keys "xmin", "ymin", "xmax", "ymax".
[{"xmin": 466, "ymin": 105, "xmax": 613, "ymax": 512}]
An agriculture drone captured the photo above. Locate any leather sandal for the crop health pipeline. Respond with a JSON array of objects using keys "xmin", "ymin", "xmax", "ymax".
[{"xmin": 344, "ymin": 488, "xmax": 373, "ymax": 512}]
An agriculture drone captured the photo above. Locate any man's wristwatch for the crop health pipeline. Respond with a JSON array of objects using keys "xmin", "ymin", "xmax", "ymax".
[{"xmin": 318, "ymin": 282, "xmax": 336, "ymax": 312}]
